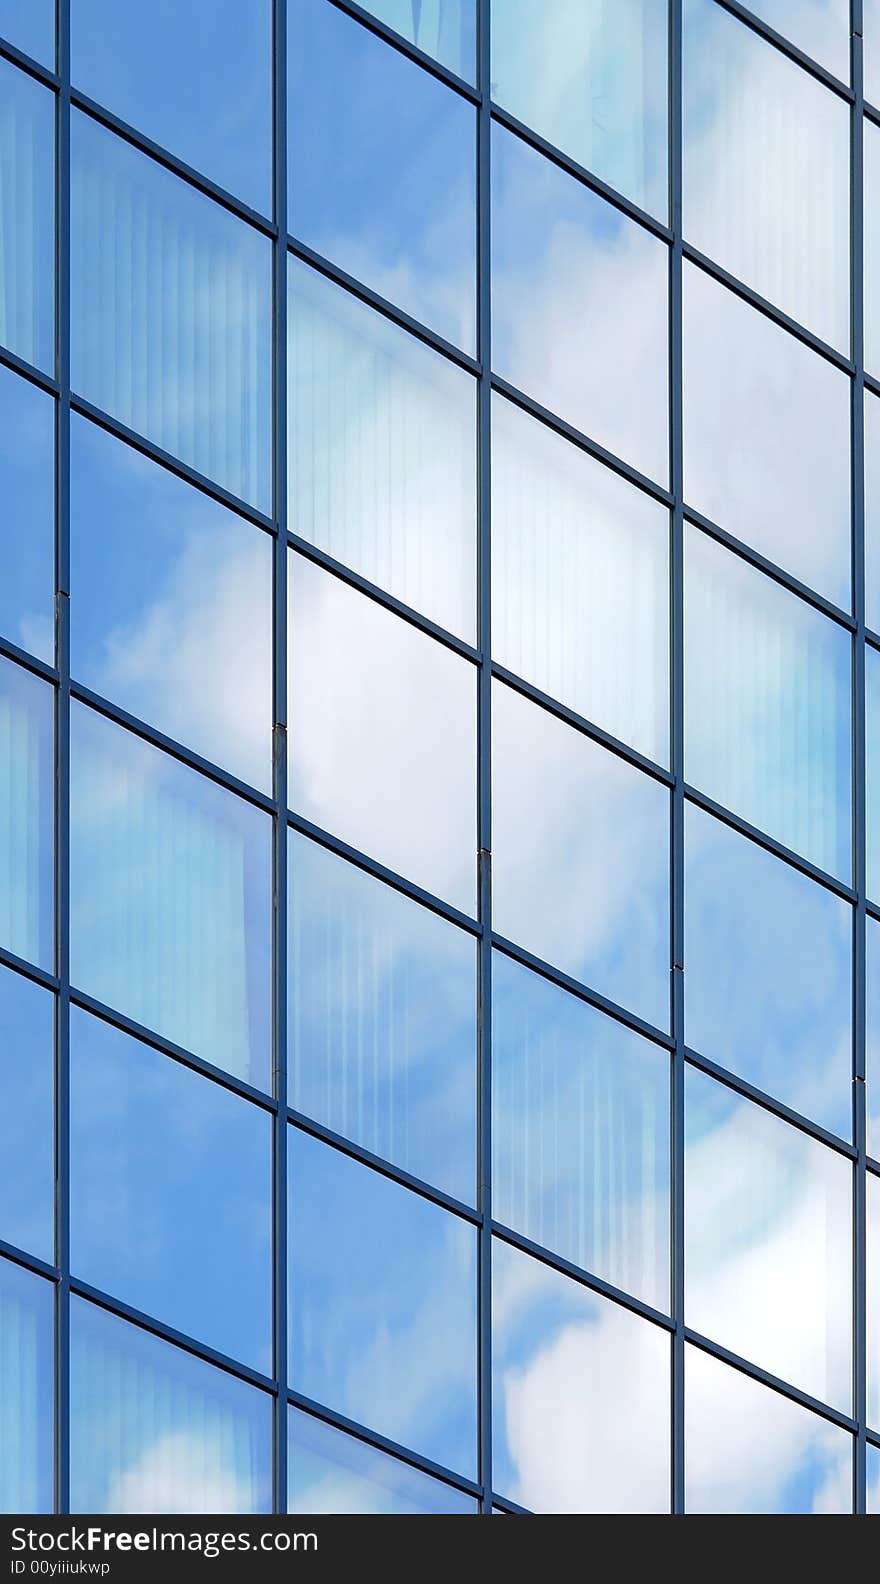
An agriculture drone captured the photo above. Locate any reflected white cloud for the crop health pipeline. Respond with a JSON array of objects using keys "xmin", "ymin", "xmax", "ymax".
[{"xmin": 107, "ymin": 1430, "xmax": 257, "ymax": 1515}]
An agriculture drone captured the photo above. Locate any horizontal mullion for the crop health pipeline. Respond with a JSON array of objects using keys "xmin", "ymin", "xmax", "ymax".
[
  {"xmin": 0, "ymin": 339, "xmax": 60, "ymax": 397},
  {"xmin": 0, "ymin": 1236, "xmax": 60, "ymax": 1285},
  {"xmin": 489, "ymin": 1494, "xmax": 532, "ymax": 1516},
  {"xmin": 683, "ymin": 783, "xmax": 857, "ymax": 902},
  {"xmin": 865, "ymin": 623, "xmax": 880, "ymax": 653},
  {"xmin": 287, "ymin": 1108, "xmax": 481, "ymax": 1226},
  {"xmin": 0, "ymin": 33, "xmax": 59, "ymax": 89},
  {"xmin": 327, "ymin": 0, "xmax": 480, "ymax": 104},
  {"xmin": 489, "ymin": 934, "xmax": 675, "ymax": 1051},
  {"xmin": 711, "ymin": 0, "xmax": 854, "ymax": 101},
  {"xmin": 683, "ymin": 1326, "xmax": 856, "ymax": 1434},
  {"xmin": 867, "ymin": 1153, "xmax": 880, "ymax": 1177},
  {"xmin": 682, "ymin": 242, "xmax": 854, "ymax": 375},
  {"xmin": 865, "ymin": 368, "xmax": 880, "ymax": 398},
  {"xmin": 867, "ymin": 899, "xmax": 880, "ymax": 923},
  {"xmin": 288, "ymin": 234, "xmax": 482, "ymax": 376},
  {"xmin": 490, "ymin": 1221, "xmax": 674, "ymax": 1334},
  {"xmin": 0, "ymin": 634, "xmax": 57, "ymax": 685},
  {"xmin": 865, "ymin": 97, "xmax": 880, "ymax": 131},
  {"xmin": 684, "ymin": 1046, "xmax": 857, "ymax": 1159},
  {"xmin": 491, "ymin": 665, "xmax": 673, "ymax": 787},
  {"xmin": 0, "ymin": 943, "xmax": 59, "ymax": 994},
  {"xmin": 287, "ymin": 1388, "xmax": 483, "ymax": 1501}
]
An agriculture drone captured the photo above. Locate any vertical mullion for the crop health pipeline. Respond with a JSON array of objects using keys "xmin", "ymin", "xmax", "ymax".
[
  {"xmin": 272, "ymin": 0, "xmax": 289, "ymax": 1517},
  {"xmin": 477, "ymin": 0, "xmax": 493, "ymax": 1516},
  {"xmin": 852, "ymin": 0, "xmax": 867, "ymax": 1518}
]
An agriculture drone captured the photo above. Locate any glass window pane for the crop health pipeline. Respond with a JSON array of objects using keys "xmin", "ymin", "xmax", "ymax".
[
  {"xmin": 685, "ymin": 525, "xmax": 851, "ymax": 880},
  {"xmin": 70, "ymin": 0, "xmax": 272, "ymax": 213},
  {"xmin": 70, "ymin": 414, "xmax": 273, "ymax": 791},
  {"xmin": 867, "ymin": 0, "xmax": 880, "ymax": 106},
  {"xmin": 360, "ymin": 0, "xmax": 475, "ymax": 80},
  {"xmin": 289, "ymin": 556, "xmax": 477, "ymax": 915},
  {"xmin": 683, "ymin": 0, "xmax": 849, "ymax": 350},
  {"xmin": 0, "ymin": 1, "xmax": 54, "ymax": 65},
  {"xmin": 685, "ymin": 1345, "xmax": 851, "ymax": 1513},
  {"xmin": 0, "ymin": 362, "xmax": 54, "ymax": 663},
  {"xmin": 0, "ymin": 656, "xmax": 53, "ymax": 971},
  {"xmin": 69, "ymin": 704, "xmax": 271, "ymax": 1088},
  {"xmin": 491, "ymin": 1238, "xmax": 670, "ymax": 1512},
  {"xmin": 868, "ymin": 1172, "xmax": 880, "ymax": 1430},
  {"xmin": 0, "ymin": 1256, "xmax": 53, "ymax": 1514},
  {"xmin": 745, "ymin": 1, "xmax": 850, "ymax": 78},
  {"xmin": 0, "ymin": 57, "xmax": 54, "ymax": 372},
  {"xmin": 492, "ymin": 123, "xmax": 668, "ymax": 486},
  {"xmin": 866, "ymin": 393, "xmax": 880, "ymax": 633},
  {"xmin": 492, "ymin": 952, "xmax": 669, "ymax": 1310},
  {"xmin": 71, "ymin": 113, "xmax": 272, "ymax": 512},
  {"xmin": 868, "ymin": 917, "xmax": 880, "ymax": 1161},
  {"xmin": 492, "ymin": 681, "xmax": 669, "ymax": 1030},
  {"xmin": 492, "ymin": 394, "xmax": 669, "ymax": 763},
  {"xmin": 289, "ymin": 1131, "xmax": 478, "ymax": 1479},
  {"xmin": 685, "ymin": 1067, "xmax": 852, "ymax": 1410},
  {"xmin": 0, "ymin": 965, "xmax": 53, "ymax": 1263},
  {"xmin": 288, "ymin": 1410, "xmax": 477, "ymax": 1514},
  {"xmin": 288, "ymin": 258, "xmax": 477, "ymax": 641},
  {"xmin": 864, "ymin": 645, "xmax": 880, "ymax": 902},
  {"xmin": 685, "ymin": 802, "xmax": 852, "ymax": 1139},
  {"xmin": 867, "ymin": 119, "xmax": 880, "ymax": 379},
  {"xmin": 70, "ymin": 1007, "xmax": 272, "ymax": 1370},
  {"xmin": 870, "ymin": 1442, "xmax": 880, "ymax": 1513},
  {"xmin": 683, "ymin": 263, "xmax": 850, "ymax": 607},
  {"xmin": 289, "ymin": 0, "xmax": 476, "ymax": 353},
  {"xmin": 490, "ymin": 0, "xmax": 667, "ymax": 218},
  {"xmin": 70, "ymin": 1298, "xmax": 272, "ymax": 1513},
  {"xmin": 289, "ymin": 834, "xmax": 476, "ymax": 1203}
]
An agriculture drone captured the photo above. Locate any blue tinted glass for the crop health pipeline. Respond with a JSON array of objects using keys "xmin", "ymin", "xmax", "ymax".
[
  {"xmin": 0, "ymin": 57, "xmax": 54, "ymax": 372},
  {"xmin": 0, "ymin": 1, "xmax": 54, "ymax": 65},
  {"xmin": 70, "ymin": 414, "xmax": 273, "ymax": 791},
  {"xmin": 0, "ymin": 362, "xmax": 54, "ymax": 663},
  {"xmin": 0, "ymin": 1257, "xmax": 53, "ymax": 1514},
  {"xmin": 870, "ymin": 1442, "xmax": 880, "ymax": 1513},
  {"xmin": 492, "ymin": 681, "xmax": 670, "ymax": 1030},
  {"xmin": 70, "ymin": 1299, "xmax": 272, "ymax": 1513},
  {"xmin": 289, "ymin": 834, "xmax": 477, "ymax": 1203},
  {"xmin": 685, "ymin": 803, "xmax": 852, "ymax": 1138},
  {"xmin": 0, "ymin": 656, "xmax": 53, "ymax": 971},
  {"xmin": 70, "ymin": 0, "xmax": 272, "ymax": 212},
  {"xmin": 492, "ymin": 1238, "xmax": 670, "ymax": 1512},
  {"xmin": 0, "ymin": 965, "xmax": 53, "ymax": 1262},
  {"xmin": 490, "ymin": 0, "xmax": 668, "ymax": 218},
  {"xmin": 288, "ymin": 1410, "xmax": 477, "ymax": 1514},
  {"xmin": 746, "ymin": 0, "xmax": 849, "ymax": 78},
  {"xmin": 868, "ymin": 1172, "xmax": 880, "ymax": 1428},
  {"xmin": 866, "ymin": 645, "xmax": 880, "ymax": 902},
  {"xmin": 491, "ymin": 122, "xmax": 668, "ymax": 486},
  {"xmin": 492, "ymin": 952, "xmax": 669, "ymax": 1310},
  {"xmin": 868, "ymin": 918, "xmax": 880, "ymax": 1161},
  {"xmin": 865, "ymin": 119, "xmax": 880, "ymax": 378},
  {"xmin": 71, "ymin": 113, "xmax": 272, "ymax": 511},
  {"xmin": 361, "ymin": 0, "xmax": 475, "ymax": 78},
  {"xmin": 69, "ymin": 704, "xmax": 271, "ymax": 1088},
  {"xmin": 70, "ymin": 1008, "xmax": 272, "ymax": 1371},
  {"xmin": 289, "ymin": 1131, "xmax": 478, "ymax": 1479},
  {"xmin": 288, "ymin": 0, "xmax": 476, "ymax": 352},
  {"xmin": 685, "ymin": 525, "xmax": 852, "ymax": 880},
  {"xmin": 867, "ymin": 393, "xmax": 880, "ymax": 632}
]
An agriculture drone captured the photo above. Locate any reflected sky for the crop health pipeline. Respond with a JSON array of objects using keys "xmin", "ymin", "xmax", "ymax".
[
  {"xmin": 70, "ymin": 1299, "xmax": 272, "ymax": 1514},
  {"xmin": 685, "ymin": 1067, "xmax": 852, "ymax": 1411},
  {"xmin": 866, "ymin": 645, "xmax": 880, "ymax": 901},
  {"xmin": 70, "ymin": 1008, "xmax": 273, "ymax": 1373},
  {"xmin": 868, "ymin": 1173, "xmax": 880, "ymax": 1429},
  {"xmin": 491, "ymin": 1238, "xmax": 670, "ymax": 1512},
  {"xmin": 685, "ymin": 1345, "xmax": 851, "ymax": 1513},
  {"xmin": 867, "ymin": 917, "xmax": 880, "ymax": 1161},
  {"xmin": 289, "ymin": 1130, "xmax": 478, "ymax": 1479},
  {"xmin": 746, "ymin": 0, "xmax": 850, "ymax": 80},
  {"xmin": 0, "ymin": 57, "xmax": 54, "ymax": 373},
  {"xmin": 70, "ymin": 413, "xmax": 273, "ymax": 792},
  {"xmin": 491, "ymin": 681, "xmax": 670, "ymax": 1030},
  {"xmin": 491, "ymin": 122, "xmax": 668, "ymax": 487},
  {"xmin": 289, "ymin": 0, "xmax": 476, "ymax": 353},
  {"xmin": 867, "ymin": 0, "xmax": 880, "ymax": 105},
  {"xmin": 0, "ymin": 1, "xmax": 54, "ymax": 65},
  {"xmin": 866, "ymin": 393, "xmax": 880, "ymax": 632},
  {"xmin": 0, "ymin": 1256, "xmax": 53, "ymax": 1514},
  {"xmin": 865, "ymin": 118, "xmax": 880, "ymax": 378},
  {"xmin": 0, "ymin": 361, "xmax": 54, "ymax": 664},
  {"xmin": 0, "ymin": 655, "xmax": 54, "ymax": 972},
  {"xmin": 362, "ymin": 0, "xmax": 475, "ymax": 80},
  {"xmin": 288, "ymin": 1410, "xmax": 477, "ymax": 1515},
  {"xmin": 685, "ymin": 802, "xmax": 852, "ymax": 1138},
  {"xmin": 0, "ymin": 964, "xmax": 53, "ymax": 1265},
  {"xmin": 70, "ymin": 0, "xmax": 272, "ymax": 213}
]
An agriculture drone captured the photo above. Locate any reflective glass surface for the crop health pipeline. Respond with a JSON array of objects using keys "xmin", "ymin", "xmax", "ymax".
[
  {"xmin": 0, "ymin": 57, "xmax": 54, "ymax": 372},
  {"xmin": 492, "ymin": 394, "xmax": 669, "ymax": 763},
  {"xmin": 869, "ymin": 1171, "xmax": 880, "ymax": 1430},
  {"xmin": 289, "ymin": 834, "xmax": 476, "ymax": 1203},
  {"xmin": 491, "ymin": 681, "xmax": 670, "ymax": 1029},
  {"xmin": 745, "ymin": 1, "xmax": 850, "ymax": 78},
  {"xmin": 491, "ymin": 1238, "xmax": 670, "ymax": 1512},
  {"xmin": 0, "ymin": 1257, "xmax": 53, "ymax": 1514},
  {"xmin": 0, "ymin": 965, "xmax": 53, "ymax": 1263},
  {"xmin": 288, "ymin": 258, "xmax": 477, "ymax": 641},
  {"xmin": 69, "ymin": 704, "xmax": 271, "ymax": 1087},
  {"xmin": 866, "ymin": 118, "xmax": 880, "ymax": 378},
  {"xmin": 70, "ymin": 1008, "xmax": 273, "ymax": 1371},
  {"xmin": 70, "ymin": 1299, "xmax": 272, "ymax": 1513},
  {"xmin": 683, "ymin": 263, "xmax": 850, "ymax": 606},
  {"xmin": 685, "ymin": 802, "xmax": 851, "ymax": 1137},
  {"xmin": 685, "ymin": 1067, "xmax": 852, "ymax": 1410},
  {"xmin": 868, "ymin": 917, "xmax": 880, "ymax": 1162},
  {"xmin": 0, "ymin": 361, "xmax": 54, "ymax": 663},
  {"xmin": 866, "ymin": 644, "xmax": 880, "ymax": 901},
  {"xmin": 867, "ymin": 0, "xmax": 880, "ymax": 106},
  {"xmin": 870, "ymin": 1442, "xmax": 880, "ymax": 1514},
  {"xmin": 685, "ymin": 525, "xmax": 851, "ymax": 880},
  {"xmin": 685, "ymin": 1345, "xmax": 851, "ymax": 1513},
  {"xmin": 0, "ymin": 1, "xmax": 54, "ymax": 65},
  {"xmin": 289, "ymin": 556, "xmax": 477, "ymax": 915},
  {"xmin": 71, "ymin": 0, "xmax": 272, "ymax": 212},
  {"xmin": 288, "ymin": 1130, "xmax": 478, "ymax": 1478},
  {"xmin": 361, "ymin": 0, "xmax": 476, "ymax": 79},
  {"xmin": 683, "ymin": 0, "xmax": 849, "ymax": 350},
  {"xmin": 70, "ymin": 414, "xmax": 273, "ymax": 791},
  {"xmin": 289, "ymin": 0, "xmax": 476, "ymax": 353},
  {"xmin": 492, "ymin": 952, "xmax": 669, "ymax": 1310},
  {"xmin": 287, "ymin": 1411, "xmax": 477, "ymax": 1515},
  {"xmin": 0, "ymin": 656, "xmax": 53, "ymax": 970},
  {"xmin": 71, "ymin": 113, "xmax": 272, "ymax": 511},
  {"xmin": 491, "ymin": 122, "xmax": 668, "ymax": 486},
  {"xmin": 866, "ymin": 392, "xmax": 880, "ymax": 633},
  {"xmin": 490, "ymin": 0, "xmax": 667, "ymax": 218}
]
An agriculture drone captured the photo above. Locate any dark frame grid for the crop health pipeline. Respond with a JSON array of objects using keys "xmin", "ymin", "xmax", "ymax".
[{"xmin": 0, "ymin": 0, "xmax": 876, "ymax": 1516}]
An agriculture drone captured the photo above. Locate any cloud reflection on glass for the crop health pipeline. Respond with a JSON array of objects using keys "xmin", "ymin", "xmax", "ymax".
[
  {"xmin": 0, "ymin": 1256, "xmax": 53, "ymax": 1514},
  {"xmin": 0, "ymin": 361, "xmax": 54, "ymax": 665},
  {"xmin": 745, "ymin": 0, "xmax": 850, "ymax": 79},
  {"xmin": 0, "ymin": 655, "xmax": 54, "ymax": 972},
  {"xmin": 0, "ymin": 964, "xmax": 53, "ymax": 1264},
  {"xmin": 361, "ymin": 0, "xmax": 476, "ymax": 80},
  {"xmin": 287, "ymin": 1410, "xmax": 477, "ymax": 1515},
  {"xmin": 0, "ymin": 57, "xmax": 54, "ymax": 373}
]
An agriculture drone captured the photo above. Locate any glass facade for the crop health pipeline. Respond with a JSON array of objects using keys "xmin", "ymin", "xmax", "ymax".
[{"xmin": 0, "ymin": 0, "xmax": 874, "ymax": 1518}]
